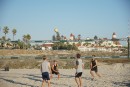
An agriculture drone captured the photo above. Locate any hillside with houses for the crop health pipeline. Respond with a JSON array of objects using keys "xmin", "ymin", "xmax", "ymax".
[{"xmin": 0, "ymin": 27, "xmax": 127, "ymax": 54}]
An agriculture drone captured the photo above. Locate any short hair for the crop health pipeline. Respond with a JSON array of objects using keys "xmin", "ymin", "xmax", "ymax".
[
  {"xmin": 53, "ymin": 60, "xmax": 56, "ymax": 62},
  {"xmin": 76, "ymin": 53, "xmax": 81, "ymax": 58},
  {"xmin": 42, "ymin": 55, "xmax": 47, "ymax": 60}
]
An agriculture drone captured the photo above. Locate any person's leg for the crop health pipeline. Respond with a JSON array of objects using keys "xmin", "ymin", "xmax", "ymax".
[
  {"xmin": 58, "ymin": 74, "xmax": 60, "ymax": 79},
  {"xmin": 79, "ymin": 77, "xmax": 82, "ymax": 87},
  {"xmin": 96, "ymin": 72, "xmax": 101, "ymax": 77},
  {"xmin": 55, "ymin": 72, "xmax": 60, "ymax": 79},
  {"xmin": 42, "ymin": 80, "xmax": 45, "ymax": 87},
  {"xmin": 50, "ymin": 74, "xmax": 52, "ymax": 79},
  {"xmin": 90, "ymin": 70, "xmax": 95, "ymax": 80},
  {"xmin": 42, "ymin": 72, "xmax": 45, "ymax": 87},
  {"xmin": 47, "ymin": 80, "xmax": 51, "ymax": 87},
  {"xmin": 75, "ymin": 77, "xmax": 79, "ymax": 87},
  {"xmin": 51, "ymin": 71, "xmax": 54, "ymax": 78}
]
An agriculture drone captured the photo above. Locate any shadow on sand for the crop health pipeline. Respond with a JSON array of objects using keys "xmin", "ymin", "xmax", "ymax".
[
  {"xmin": 0, "ymin": 77, "xmax": 37, "ymax": 87},
  {"xmin": 113, "ymin": 80, "xmax": 130, "ymax": 87}
]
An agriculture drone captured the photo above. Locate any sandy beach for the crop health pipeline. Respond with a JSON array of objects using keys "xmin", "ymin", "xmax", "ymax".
[{"xmin": 0, "ymin": 63, "xmax": 130, "ymax": 87}]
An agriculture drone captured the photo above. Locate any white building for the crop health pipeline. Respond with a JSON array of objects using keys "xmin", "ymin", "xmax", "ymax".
[
  {"xmin": 42, "ymin": 43, "xmax": 54, "ymax": 50},
  {"xmin": 69, "ymin": 33, "xmax": 74, "ymax": 40},
  {"xmin": 101, "ymin": 40, "xmax": 122, "ymax": 47}
]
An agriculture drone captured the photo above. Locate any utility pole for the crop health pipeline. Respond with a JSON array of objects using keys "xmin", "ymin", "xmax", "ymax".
[
  {"xmin": 128, "ymin": 19, "xmax": 130, "ymax": 59},
  {"xmin": 128, "ymin": 37, "xmax": 130, "ymax": 58},
  {"xmin": 0, "ymin": 26, "xmax": 1, "ymax": 37}
]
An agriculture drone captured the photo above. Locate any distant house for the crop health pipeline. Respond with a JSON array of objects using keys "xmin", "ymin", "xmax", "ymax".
[
  {"xmin": 101, "ymin": 40, "xmax": 122, "ymax": 47},
  {"xmin": 42, "ymin": 43, "xmax": 54, "ymax": 50},
  {"xmin": 70, "ymin": 33, "xmax": 74, "ymax": 40},
  {"xmin": 78, "ymin": 46, "xmax": 113, "ymax": 52},
  {"xmin": 78, "ymin": 46, "xmax": 87, "ymax": 51}
]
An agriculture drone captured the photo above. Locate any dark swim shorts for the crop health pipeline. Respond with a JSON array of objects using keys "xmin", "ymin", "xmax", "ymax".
[
  {"xmin": 91, "ymin": 66, "xmax": 98, "ymax": 72},
  {"xmin": 52, "ymin": 71, "xmax": 59, "ymax": 75},
  {"xmin": 42, "ymin": 72, "xmax": 50, "ymax": 80},
  {"xmin": 75, "ymin": 72, "xmax": 82, "ymax": 78}
]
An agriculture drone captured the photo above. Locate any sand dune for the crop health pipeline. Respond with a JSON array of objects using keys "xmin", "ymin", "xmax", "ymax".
[{"xmin": 0, "ymin": 63, "xmax": 130, "ymax": 87}]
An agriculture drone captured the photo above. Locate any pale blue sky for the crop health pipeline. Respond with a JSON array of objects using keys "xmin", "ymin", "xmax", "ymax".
[{"xmin": 0, "ymin": 0, "xmax": 130, "ymax": 40}]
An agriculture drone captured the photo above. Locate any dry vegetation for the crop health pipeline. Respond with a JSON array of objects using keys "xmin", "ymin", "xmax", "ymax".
[
  {"xmin": 0, "ymin": 49, "xmax": 129, "ymax": 69},
  {"xmin": 0, "ymin": 58, "xmax": 130, "ymax": 69},
  {"xmin": 0, "ymin": 49, "xmax": 127, "ymax": 56}
]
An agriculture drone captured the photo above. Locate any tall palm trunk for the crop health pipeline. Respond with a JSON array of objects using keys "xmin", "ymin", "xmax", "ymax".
[
  {"xmin": 5, "ymin": 33, "xmax": 6, "ymax": 40},
  {"xmin": 13, "ymin": 34, "xmax": 14, "ymax": 40}
]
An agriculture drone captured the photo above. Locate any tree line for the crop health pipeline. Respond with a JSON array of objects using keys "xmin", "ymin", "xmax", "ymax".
[
  {"xmin": 52, "ymin": 42, "xmax": 78, "ymax": 50},
  {"xmin": 0, "ymin": 26, "xmax": 31, "ymax": 49}
]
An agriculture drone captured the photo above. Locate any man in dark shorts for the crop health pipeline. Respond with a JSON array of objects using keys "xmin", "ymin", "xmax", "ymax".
[
  {"xmin": 41, "ymin": 55, "xmax": 52, "ymax": 87},
  {"xmin": 75, "ymin": 53, "xmax": 84, "ymax": 87},
  {"xmin": 51, "ymin": 60, "xmax": 60, "ymax": 79}
]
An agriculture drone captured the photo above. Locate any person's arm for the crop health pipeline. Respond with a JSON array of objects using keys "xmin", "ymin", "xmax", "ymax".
[
  {"xmin": 93, "ymin": 60, "xmax": 98, "ymax": 68},
  {"xmin": 95, "ymin": 60, "xmax": 98, "ymax": 66},
  {"xmin": 56, "ymin": 63, "xmax": 59, "ymax": 71},
  {"xmin": 90, "ymin": 62, "xmax": 92, "ymax": 69},
  {"xmin": 82, "ymin": 63, "xmax": 84, "ymax": 69},
  {"xmin": 48, "ymin": 63, "xmax": 52, "ymax": 78},
  {"xmin": 49, "ymin": 64, "xmax": 51, "ymax": 73},
  {"xmin": 75, "ymin": 60, "xmax": 79, "ymax": 69},
  {"xmin": 40, "ymin": 64, "xmax": 42, "ymax": 73}
]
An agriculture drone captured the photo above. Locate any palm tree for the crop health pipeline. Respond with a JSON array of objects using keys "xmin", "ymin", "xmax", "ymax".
[
  {"xmin": 23, "ymin": 34, "xmax": 31, "ymax": 43},
  {"xmin": 23, "ymin": 35, "xmax": 27, "ymax": 43},
  {"xmin": 94, "ymin": 35, "xmax": 98, "ymax": 40},
  {"xmin": 12, "ymin": 28, "xmax": 17, "ymax": 40},
  {"xmin": 3, "ymin": 26, "xmax": 9, "ymax": 39},
  {"xmin": 26, "ymin": 34, "xmax": 31, "ymax": 41},
  {"xmin": 23, "ymin": 34, "xmax": 31, "ymax": 45}
]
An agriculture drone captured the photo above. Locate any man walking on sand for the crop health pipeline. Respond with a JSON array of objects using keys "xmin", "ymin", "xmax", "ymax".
[
  {"xmin": 41, "ymin": 55, "xmax": 52, "ymax": 87},
  {"xmin": 75, "ymin": 53, "xmax": 84, "ymax": 87}
]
